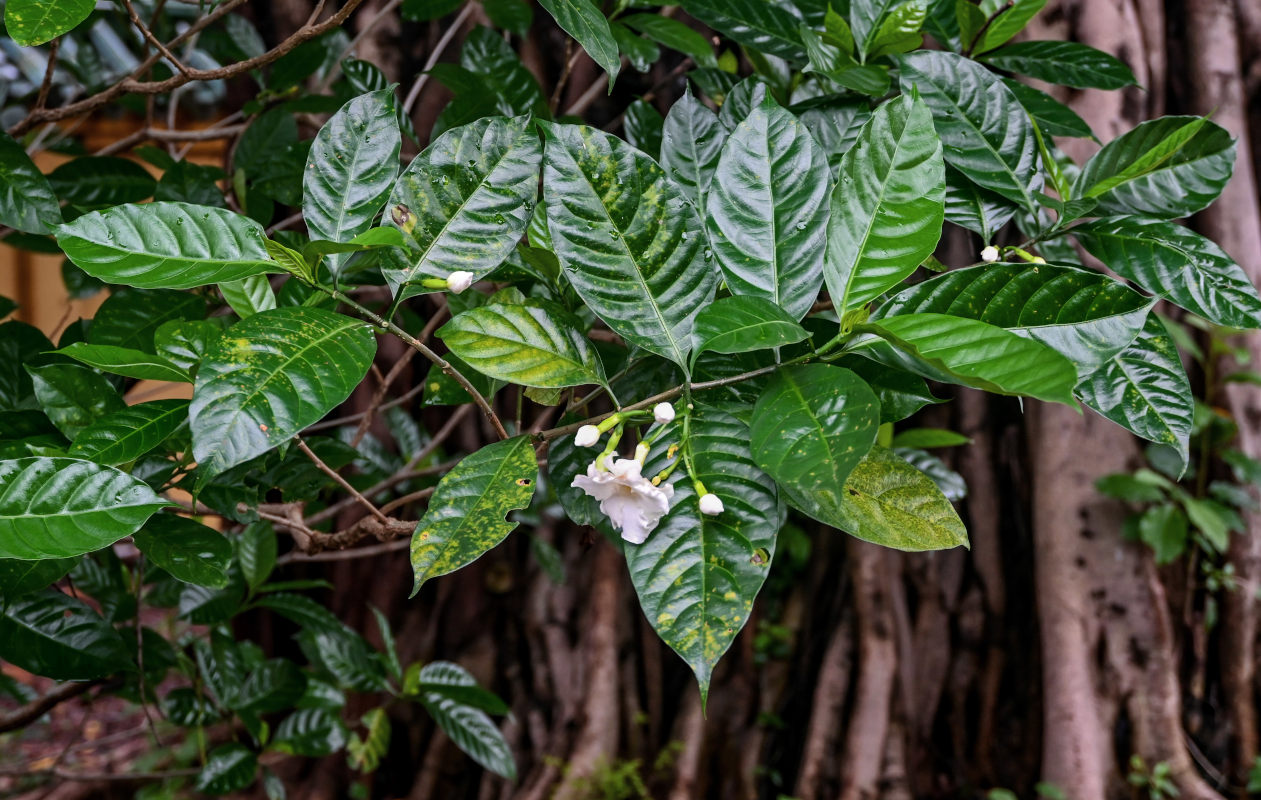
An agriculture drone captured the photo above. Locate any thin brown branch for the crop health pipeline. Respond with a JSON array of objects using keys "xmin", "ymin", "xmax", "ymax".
[
  {"xmin": 0, "ymin": 681, "xmax": 99, "ymax": 734},
  {"xmin": 276, "ymin": 537, "xmax": 409, "ymax": 565},
  {"xmin": 34, "ymin": 38, "xmax": 60, "ymax": 112},
  {"xmin": 294, "ymin": 437, "xmax": 390, "ymax": 524},
  {"xmin": 123, "ymin": 0, "xmax": 191, "ymax": 76},
  {"xmin": 402, "ymin": 2, "xmax": 475, "ymax": 115}
]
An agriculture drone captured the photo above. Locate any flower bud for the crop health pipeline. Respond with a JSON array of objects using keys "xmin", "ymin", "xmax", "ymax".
[
  {"xmin": 446, "ymin": 271, "xmax": 475, "ymax": 294},
  {"xmin": 980, "ymin": 245, "xmax": 1000, "ymax": 263},
  {"xmin": 699, "ymin": 492, "xmax": 724, "ymax": 515},
  {"xmin": 574, "ymin": 425, "xmax": 600, "ymax": 448},
  {"xmin": 653, "ymin": 402, "xmax": 676, "ymax": 424}
]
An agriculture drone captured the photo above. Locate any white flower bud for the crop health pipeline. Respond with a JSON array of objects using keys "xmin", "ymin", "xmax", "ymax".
[
  {"xmin": 980, "ymin": 245, "xmax": 1000, "ymax": 263},
  {"xmin": 699, "ymin": 492, "xmax": 724, "ymax": 515},
  {"xmin": 634, "ymin": 442, "xmax": 650, "ymax": 463},
  {"xmin": 653, "ymin": 402, "xmax": 676, "ymax": 424},
  {"xmin": 446, "ymin": 271, "xmax": 475, "ymax": 293},
  {"xmin": 574, "ymin": 425, "xmax": 600, "ymax": 448}
]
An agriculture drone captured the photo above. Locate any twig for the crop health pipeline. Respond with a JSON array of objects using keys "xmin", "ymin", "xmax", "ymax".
[
  {"xmin": 294, "ymin": 437, "xmax": 390, "ymax": 524},
  {"xmin": 378, "ymin": 485, "xmax": 436, "ymax": 515},
  {"xmin": 550, "ymin": 41, "xmax": 579, "ymax": 114},
  {"xmin": 303, "ymin": 382, "xmax": 425, "ymax": 431},
  {"xmin": 563, "ymin": 56, "xmax": 629, "ymax": 117},
  {"xmin": 402, "ymin": 2, "xmax": 475, "ymax": 115},
  {"xmin": 277, "ymin": 537, "xmax": 409, "ymax": 565},
  {"xmin": 0, "ymin": 682, "xmax": 99, "ymax": 734},
  {"xmin": 319, "ymin": 0, "xmax": 403, "ymax": 91},
  {"xmin": 123, "ymin": 0, "xmax": 191, "ymax": 76},
  {"xmin": 34, "ymin": 38, "xmax": 60, "ymax": 112}
]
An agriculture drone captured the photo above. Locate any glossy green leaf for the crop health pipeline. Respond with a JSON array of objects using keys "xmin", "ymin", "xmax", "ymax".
[
  {"xmin": 219, "ymin": 275, "xmax": 277, "ymax": 319},
  {"xmin": 238, "ymin": 521, "xmax": 277, "ymax": 592},
  {"xmin": 971, "ymin": 0, "xmax": 1046, "ymax": 53},
  {"xmin": 542, "ymin": 122, "xmax": 717, "ymax": 369},
  {"xmin": 55, "ymin": 342, "xmax": 191, "ymax": 383},
  {"xmin": 410, "ymin": 436, "xmax": 538, "ymax": 593},
  {"xmin": 837, "ymin": 356, "xmax": 943, "ymax": 423},
  {"xmin": 456, "ymin": 27, "xmax": 549, "ymax": 120},
  {"xmin": 849, "ymin": 0, "xmax": 899, "ymax": 54},
  {"xmin": 856, "ymin": 312, "xmax": 1079, "ymax": 404},
  {"xmin": 483, "ymin": 0, "xmax": 533, "ymax": 35},
  {"xmin": 623, "ymin": 98, "xmax": 664, "ymax": 159},
  {"xmin": 439, "ymin": 302, "xmax": 606, "ymax": 389},
  {"xmin": 383, "ymin": 115, "xmax": 540, "ymax": 295},
  {"xmin": 799, "ymin": 26, "xmax": 892, "ymax": 97},
  {"xmin": 133, "ymin": 514, "xmax": 232, "ymax": 588},
  {"xmin": 27, "ymin": 362, "xmax": 124, "ymax": 439},
  {"xmin": 1074, "ymin": 218, "xmax": 1261, "ymax": 330},
  {"xmin": 944, "ymin": 166, "xmax": 1018, "ymax": 240},
  {"xmin": 0, "ymin": 322, "xmax": 54, "ymax": 411},
  {"xmin": 4, "ymin": 0, "xmax": 93, "ymax": 45},
  {"xmin": 418, "ymin": 662, "xmax": 516, "ymax": 779},
  {"xmin": 1073, "ymin": 116, "xmax": 1235, "ymax": 218},
  {"xmin": 867, "ymin": 0, "xmax": 928, "ymax": 59},
  {"xmin": 0, "ymin": 592, "xmax": 132, "ymax": 680},
  {"xmin": 47, "ymin": 157, "xmax": 156, "ymax": 206},
  {"xmin": 824, "ymin": 93, "xmax": 945, "ymax": 315},
  {"xmin": 1077, "ymin": 316, "xmax": 1192, "ymax": 472},
  {"xmin": 236, "ymin": 658, "xmax": 307, "ymax": 713},
  {"xmin": 0, "ymin": 132, "xmax": 62, "ymax": 234},
  {"xmin": 876, "ymin": 262, "xmax": 1154, "ymax": 375},
  {"xmin": 898, "ymin": 50, "xmax": 1041, "ymax": 211},
  {"xmin": 155, "ymin": 319, "xmax": 223, "ymax": 374},
  {"xmin": 538, "ymin": 0, "xmax": 621, "ymax": 86},
  {"xmin": 0, "ymin": 557, "xmax": 77, "ymax": 599},
  {"xmin": 891, "ymin": 428, "xmax": 971, "ymax": 448},
  {"xmin": 796, "ymin": 98, "xmax": 871, "ymax": 178},
  {"xmin": 612, "ymin": 23, "xmax": 660, "ymax": 73},
  {"xmin": 1003, "ymin": 79, "xmax": 1094, "ymax": 140},
  {"xmin": 622, "ymin": 13, "xmax": 716, "ymax": 67},
  {"xmin": 706, "ymin": 97, "xmax": 831, "ymax": 321},
  {"xmin": 190, "ymin": 307, "xmax": 378, "ymax": 478},
  {"xmin": 830, "ymin": 445, "xmax": 968, "ymax": 549},
  {"xmin": 195, "ymin": 744, "xmax": 258, "ymax": 796},
  {"xmin": 56, "ymin": 202, "xmax": 275, "ymax": 289},
  {"xmin": 303, "ymin": 90, "xmax": 401, "ymax": 278},
  {"xmin": 750, "ymin": 364, "xmax": 881, "ymax": 530},
  {"xmin": 347, "ymin": 708, "xmax": 391, "ymax": 773},
  {"xmin": 627, "ymin": 406, "xmax": 781, "ymax": 699},
  {"xmin": 0, "ymin": 457, "xmax": 168, "ymax": 559},
  {"xmin": 680, "ymin": 0, "xmax": 805, "ymax": 60},
  {"xmin": 893, "ymin": 447, "xmax": 968, "ymax": 502},
  {"xmin": 415, "ymin": 661, "xmax": 510, "ymax": 714},
  {"xmin": 273, "ymin": 708, "xmax": 348, "ymax": 757},
  {"xmin": 68, "ymin": 399, "xmax": 188, "ymax": 466},
  {"xmin": 1139, "ymin": 504, "xmax": 1187, "ymax": 565},
  {"xmin": 659, "ymin": 90, "xmax": 728, "ymax": 211},
  {"xmin": 90, "ymin": 288, "xmax": 206, "ymax": 353},
  {"xmin": 692, "ymin": 296, "xmax": 809, "ymax": 367},
  {"xmin": 980, "ymin": 40, "xmax": 1138, "ymax": 90}
]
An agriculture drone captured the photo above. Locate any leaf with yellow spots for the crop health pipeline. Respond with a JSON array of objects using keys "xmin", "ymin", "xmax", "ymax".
[
  {"xmin": 410, "ymin": 436, "xmax": 538, "ymax": 595},
  {"xmin": 190, "ymin": 307, "xmax": 377, "ymax": 479},
  {"xmin": 626, "ymin": 406, "xmax": 782, "ymax": 703},
  {"xmin": 5, "ymin": 0, "xmax": 93, "ymax": 46}
]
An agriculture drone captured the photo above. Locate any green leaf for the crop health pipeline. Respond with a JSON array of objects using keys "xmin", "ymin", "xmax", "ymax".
[
  {"xmin": 1139, "ymin": 504, "xmax": 1187, "ymax": 565},
  {"xmin": 273, "ymin": 708, "xmax": 348, "ymax": 757},
  {"xmin": 133, "ymin": 514, "xmax": 232, "ymax": 588},
  {"xmin": 303, "ymin": 90, "xmax": 402, "ymax": 278},
  {"xmin": 382, "ymin": 115, "xmax": 541, "ymax": 295},
  {"xmin": 219, "ymin": 275, "xmax": 277, "ymax": 319},
  {"xmin": 856, "ymin": 312, "xmax": 1079, "ymax": 404},
  {"xmin": 347, "ymin": 708, "xmax": 391, "ymax": 773},
  {"xmin": 867, "ymin": 0, "xmax": 928, "ymax": 59},
  {"xmin": 1076, "ymin": 316, "xmax": 1192, "ymax": 472},
  {"xmin": 623, "ymin": 98, "xmax": 664, "ymax": 159},
  {"xmin": 27, "ymin": 362, "xmax": 124, "ymax": 439},
  {"xmin": 894, "ymin": 446, "xmax": 967, "ymax": 502},
  {"xmin": 0, "ymin": 322, "xmax": 52, "ymax": 411},
  {"xmin": 849, "ymin": 0, "xmax": 899, "ymax": 55},
  {"xmin": 195, "ymin": 744, "xmax": 258, "ymax": 796},
  {"xmin": 155, "ymin": 319, "xmax": 223, "ymax": 374},
  {"xmin": 692, "ymin": 296, "xmax": 809, "ymax": 368},
  {"xmin": 1096, "ymin": 472, "xmax": 1168, "ymax": 504},
  {"xmin": 236, "ymin": 658, "xmax": 308, "ymax": 713},
  {"xmin": 1003, "ymin": 79, "xmax": 1094, "ymax": 140},
  {"xmin": 68, "ymin": 399, "xmax": 189, "ymax": 466},
  {"xmin": 438, "ymin": 302, "xmax": 606, "ymax": 389},
  {"xmin": 0, "ymin": 557, "xmax": 77, "ymax": 599},
  {"xmin": 706, "ymin": 97, "xmax": 831, "ymax": 321},
  {"xmin": 750, "ymin": 364, "xmax": 880, "ymax": 529},
  {"xmin": 944, "ymin": 166, "xmax": 1018, "ymax": 240},
  {"xmin": 622, "ymin": 14, "xmax": 716, "ymax": 67},
  {"xmin": 0, "ymin": 592, "xmax": 132, "ymax": 680},
  {"xmin": 679, "ymin": 0, "xmax": 805, "ymax": 60},
  {"xmin": 4, "ymin": 0, "xmax": 93, "ymax": 45},
  {"xmin": 238, "ymin": 521, "xmax": 277, "ymax": 592},
  {"xmin": 47, "ymin": 157, "xmax": 156, "ymax": 206},
  {"xmin": 538, "ymin": 0, "xmax": 621, "ymax": 87},
  {"xmin": 980, "ymin": 40, "xmax": 1138, "ymax": 90},
  {"xmin": 824, "ymin": 93, "xmax": 945, "ymax": 316},
  {"xmin": 417, "ymin": 662, "xmax": 516, "ymax": 778},
  {"xmin": 829, "ymin": 445, "xmax": 968, "ymax": 549},
  {"xmin": 611, "ymin": 23, "xmax": 660, "ymax": 73},
  {"xmin": 541, "ymin": 122, "xmax": 717, "ymax": 370},
  {"xmin": 56, "ymin": 202, "xmax": 275, "ymax": 289},
  {"xmin": 415, "ymin": 662, "xmax": 510, "ymax": 715},
  {"xmin": 0, "ymin": 132, "xmax": 62, "ymax": 234},
  {"xmin": 421, "ymin": 353, "xmax": 503, "ymax": 407},
  {"xmin": 1073, "ymin": 116, "xmax": 1235, "ymax": 218},
  {"xmin": 483, "ymin": 0, "xmax": 533, "ymax": 36},
  {"xmin": 410, "ymin": 436, "xmax": 538, "ymax": 593},
  {"xmin": 1074, "ymin": 218, "xmax": 1261, "ymax": 330},
  {"xmin": 796, "ymin": 98, "xmax": 871, "ymax": 177},
  {"xmin": 838, "ymin": 356, "xmax": 943, "ymax": 423},
  {"xmin": 659, "ymin": 90, "xmax": 729, "ymax": 211},
  {"xmin": 891, "ymin": 428, "xmax": 970, "ymax": 448},
  {"xmin": 55, "ymin": 342, "xmax": 191, "ymax": 383},
  {"xmin": 190, "ymin": 307, "xmax": 378, "ymax": 478},
  {"xmin": 898, "ymin": 50, "xmax": 1041, "ymax": 211},
  {"xmin": 90, "ymin": 288, "xmax": 206, "ymax": 353},
  {"xmin": 799, "ymin": 26, "xmax": 892, "ymax": 96},
  {"xmin": 875, "ymin": 262, "xmax": 1155, "ymax": 375},
  {"xmin": 627, "ymin": 406, "xmax": 781, "ymax": 700},
  {"xmin": 972, "ymin": 0, "xmax": 1047, "ymax": 53}
]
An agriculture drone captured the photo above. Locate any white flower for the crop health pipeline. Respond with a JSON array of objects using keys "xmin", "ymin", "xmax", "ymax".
[
  {"xmin": 980, "ymin": 245, "xmax": 1000, "ymax": 263},
  {"xmin": 698, "ymin": 492, "xmax": 725, "ymax": 515},
  {"xmin": 574, "ymin": 425, "xmax": 600, "ymax": 447},
  {"xmin": 653, "ymin": 402, "xmax": 676, "ymax": 424},
  {"xmin": 446, "ymin": 271, "xmax": 475, "ymax": 293},
  {"xmin": 571, "ymin": 456, "xmax": 675, "ymax": 544}
]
